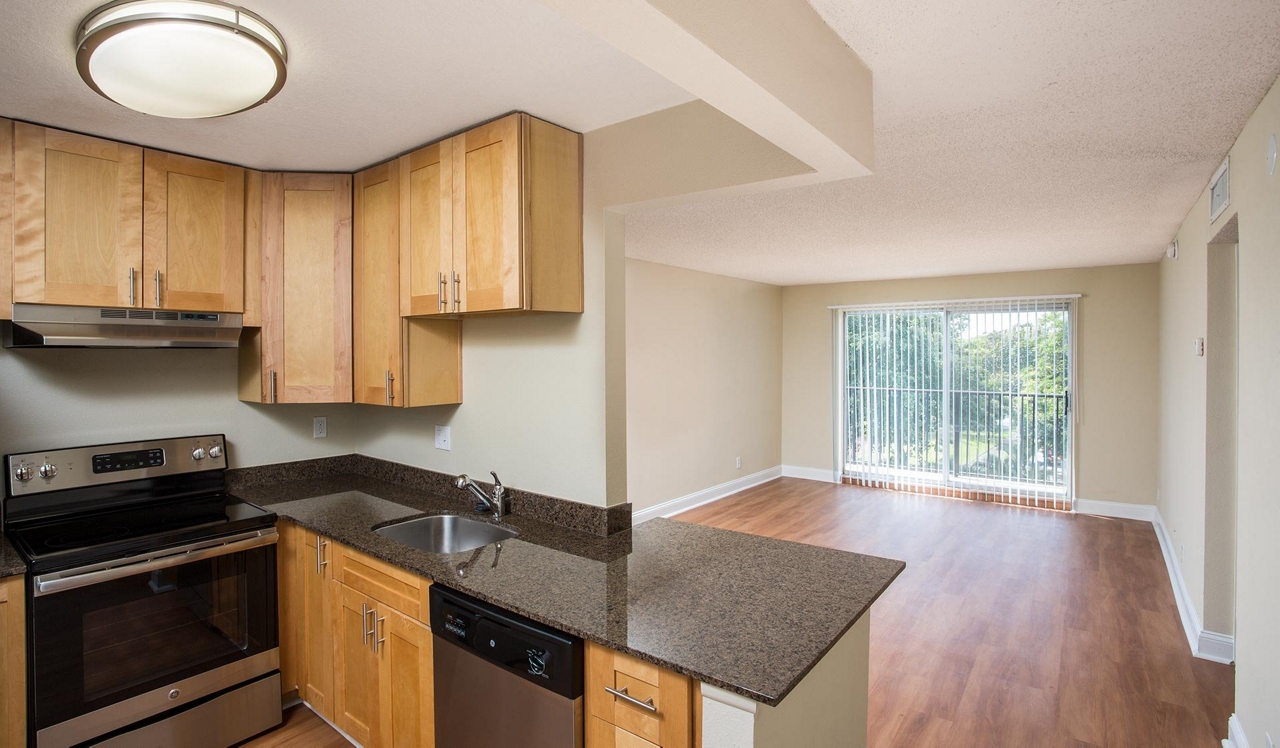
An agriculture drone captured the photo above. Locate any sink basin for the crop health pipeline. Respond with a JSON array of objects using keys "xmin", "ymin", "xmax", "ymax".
[{"xmin": 375, "ymin": 514, "xmax": 517, "ymax": 554}]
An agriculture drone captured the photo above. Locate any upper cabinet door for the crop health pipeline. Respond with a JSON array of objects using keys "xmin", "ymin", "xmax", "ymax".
[
  {"xmin": 143, "ymin": 150, "xmax": 244, "ymax": 312},
  {"xmin": 13, "ymin": 123, "xmax": 142, "ymax": 308},
  {"xmin": 453, "ymin": 114, "xmax": 522, "ymax": 313},
  {"xmin": 262, "ymin": 173, "xmax": 352, "ymax": 404},
  {"xmin": 354, "ymin": 162, "xmax": 402, "ymax": 406},
  {"xmin": 400, "ymin": 139, "xmax": 454, "ymax": 317}
]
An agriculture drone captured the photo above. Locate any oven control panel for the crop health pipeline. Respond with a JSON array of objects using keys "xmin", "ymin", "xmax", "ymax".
[
  {"xmin": 92, "ymin": 448, "xmax": 165, "ymax": 474},
  {"xmin": 6, "ymin": 435, "xmax": 227, "ymax": 496}
]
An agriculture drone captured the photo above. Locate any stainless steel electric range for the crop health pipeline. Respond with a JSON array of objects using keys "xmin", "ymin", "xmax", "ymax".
[{"xmin": 3, "ymin": 435, "xmax": 281, "ymax": 748}]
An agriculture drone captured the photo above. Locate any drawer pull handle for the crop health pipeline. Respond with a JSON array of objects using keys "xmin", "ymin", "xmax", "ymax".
[{"xmin": 605, "ymin": 685, "xmax": 656, "ymax": 712}]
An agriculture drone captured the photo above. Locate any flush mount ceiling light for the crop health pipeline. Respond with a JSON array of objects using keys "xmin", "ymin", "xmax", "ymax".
[{"xmin": 76, "ymin": 0, "xmax": 287, "ymax": 119}]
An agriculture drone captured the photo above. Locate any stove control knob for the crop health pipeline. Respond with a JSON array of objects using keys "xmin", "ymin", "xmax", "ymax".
[
  {"xmin": 208, "ymin": 445, "xmax": 223, "ymax": 459},
  {"xmin": 191, "ymin": 448, "xmax": 206, "ymax": 461},
  {"xmin": 13, "ymin": 465, "xmax": 33, "ymax": 482},
  {"xmin": 37, "ymin": 463, "xmax": 57, "ymax": 479}
]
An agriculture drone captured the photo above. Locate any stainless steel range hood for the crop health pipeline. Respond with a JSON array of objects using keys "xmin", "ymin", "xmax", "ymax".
[{"xmin": 2, "ymin": 304, "xmax": 242, "ymax": 348}]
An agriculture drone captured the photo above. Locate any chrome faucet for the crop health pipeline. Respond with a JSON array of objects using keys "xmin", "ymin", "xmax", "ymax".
[{"xmin": 454, "ymin": 472, "xmax": 507, "ymax": 519}]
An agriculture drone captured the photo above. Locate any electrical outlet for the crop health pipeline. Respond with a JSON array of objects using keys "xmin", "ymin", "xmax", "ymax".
[
  {"xmin": 435, "ymin": 425, "xmax": 451, "ymax": 451},
  {"xmin": 736, "ymin": 456, "xmax": 742, "ymax": 469},
  {"xmin": 312, "ymin": 417, "xmax": 327, "ymax": 439}
]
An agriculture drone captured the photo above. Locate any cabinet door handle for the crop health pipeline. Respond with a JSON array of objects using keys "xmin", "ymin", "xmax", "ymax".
[
  {"xmin": 269, "ymin": 370, "xmax": 277, "ymax": 404},
  {"xmin": 374, "ymin": 612, "xmax": 386, "ymax": 653},
  {"xmin": 438, "ymin": 272, "xmax": 446, "ymax": 312},
  {"xmin": 605, "ymin": 686, "xmax": 657, "ymax": 712},
  {"xmin": 154, "ymin": 270, "xmax": 162, "ymax": 307},
  {"xmin": 128, "ymin": 267, "xmax": 136, "ymax": 306},
  {"xmin": 452, "ymin": 271, "xmax": 460, "ymax": 312},
  {"xmin": 316, "ymin": 536, "xmax": 328, "ymax": 574},
  {"xmin": 362, "ymin": 604, "xmax": 373, "ymax": 646},
  {"xmin": 385, "ymin": 370, "xmax": 395, "ymax": 405}
]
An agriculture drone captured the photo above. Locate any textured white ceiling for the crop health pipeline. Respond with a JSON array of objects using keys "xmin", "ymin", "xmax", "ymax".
[
  {"xmin": 0, "ymin": 0, "xmax": 693, "ymax": 170},
  {"xmin": 624, "ymin": 0, "xmax": 1280, "ymax": 285}
]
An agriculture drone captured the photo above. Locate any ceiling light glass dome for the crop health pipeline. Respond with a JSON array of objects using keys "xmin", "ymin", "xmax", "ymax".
[{"xmin": 76, "ymin": 0, "xmax": 288, "ymax": 119}]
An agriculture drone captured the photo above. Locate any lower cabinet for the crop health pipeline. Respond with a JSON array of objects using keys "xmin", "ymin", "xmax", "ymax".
[
  {"xmin": 279, "ymin": 521, "xmax": 435, "ymax": 748},
  {"xmin": 278, "ymin": 522, "xmax": 704, "ymax": 748},
  {"xmin": 586, "ymin": 641, "xmax": 697, "ymax": 748},
  {"xmin": 301, "ymin": 530, "xmax": 336, "ymax": 718},
  {"xmin": 332, "ymin": 583, "xmax": 382, "ymax": 745},
  {"xmin": 1, "ymin": 574, "xmax": 26, "ymax": 748}
]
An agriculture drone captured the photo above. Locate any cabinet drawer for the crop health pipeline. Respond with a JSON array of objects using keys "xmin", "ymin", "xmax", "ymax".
[
  {"xmin": 586, "ymin": 642, "xmax": 693, "ymax": 748},
  {"xmin": 588, "ymin": 717, "xmax": 659, "ymax": 748},
  {"xmin": 334, "ymin": 544, "xmax": 430, "ymax": 621}
]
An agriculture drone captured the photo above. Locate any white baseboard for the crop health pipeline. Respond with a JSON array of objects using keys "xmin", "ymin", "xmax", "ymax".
[
  {"xmin": 780, "ymin": 464, "xmax": 839, "ymax": 483},
  {"xmin": 633, "ymin": 466, "xmax": 782, "ymax": 524},
  {"xmin": 1151, "ymin": 509, "xmax": 1236, "ymax": 665},
  {"xmin": 1198, "ymin": 629, "xmax": 1236, "ymax": 666},
  {"xmin": 1224, "ymin": 713, "xmax": 1249, "ymax": 748},
  {"xmin": 1073, "ymin": 498, "xmax": 1157, "ymax": 522}
]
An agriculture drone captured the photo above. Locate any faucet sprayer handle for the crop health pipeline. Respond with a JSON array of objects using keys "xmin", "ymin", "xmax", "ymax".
[{"xmin": 490, "ymin": 472, "xmax": 503, "ymax": 491}]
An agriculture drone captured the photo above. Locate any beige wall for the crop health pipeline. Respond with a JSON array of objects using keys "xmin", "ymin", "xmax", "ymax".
[
  {"xmin": 625, "ymin": 259, "xmax": 782, "ymax": 512},
  {"xmin": 1204, "ymin": 243, "xmax": 1237, "ymax": 636},
  {"xmin": 1158, "ymin": 189, "xmax": 1212, "ymax": 624},
  {"xmin": 0, "ymin": 348, "xmax": 358, "ymax": 465},
  {"xmin": 1162, "ymin": 72, "xmax": 1280, "ymax": 746},
  {"xmin": 780, "ymin": 264, "xmax": 1161, "ymax": 505}
]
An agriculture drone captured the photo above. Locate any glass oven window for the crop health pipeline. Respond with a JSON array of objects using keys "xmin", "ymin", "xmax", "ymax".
[{"xmin": 31, "ymin": 544, "xmax": 278, "ymax": 732}]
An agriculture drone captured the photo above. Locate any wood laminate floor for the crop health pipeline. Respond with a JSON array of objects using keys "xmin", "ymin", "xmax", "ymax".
[
  {"xmin": 245, "ymin": 478, "xmax": 1233, "ymax": 747},
  {"xmin": 677, "ymin": 478, "xmax": 1234, "ymax": 748}
]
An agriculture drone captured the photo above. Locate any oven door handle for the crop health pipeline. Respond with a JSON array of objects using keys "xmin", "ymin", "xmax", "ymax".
[{"xmin": 33, "ymin": 528, "xmax": 278, "ymax": 597}]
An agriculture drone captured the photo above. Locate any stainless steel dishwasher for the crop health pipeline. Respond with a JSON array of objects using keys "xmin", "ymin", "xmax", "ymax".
[{"xmin": 430, "ymin": 585, "xmax": 584, "ymax": 747}]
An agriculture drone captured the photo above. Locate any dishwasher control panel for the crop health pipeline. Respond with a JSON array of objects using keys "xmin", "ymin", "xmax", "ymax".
[{"xmin": 430, "ymin": 585, "xmax": 584, "ymax": 699}]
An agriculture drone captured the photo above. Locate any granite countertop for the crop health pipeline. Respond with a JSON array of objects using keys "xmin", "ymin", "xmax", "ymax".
[
  {"xmin": 234, "ymin": 474, "xmax": 905, "ymax": 707},
  {"xmin": 0, "ymin": 534, "xmax": 23, "ymax": 578}
]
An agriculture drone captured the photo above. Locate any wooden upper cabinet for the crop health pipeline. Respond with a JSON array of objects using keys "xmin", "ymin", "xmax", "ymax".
[
  {"xmin": 143, "ymin": 150, "xmax": 244, "ymax": 312},
  {"xmin": 354, "ymin": 162, "xmax": 403, "ymax": 406},
  {"xmin": 0, "ymin": 119, "xmax": 13, "ymax": 321},
  {"xmin": 451, "ymin": 113, "xmax": 583, "ymax": 315},
  {"xmin": 242, "ymin": 170, "xmax": 264, "ymax": 327},
  {"xmin": 355, "ymin": 161, "xmax": 462, "ymax": 408},
  {"xmin": 244, "ymin": 172, "xmax": 352, "ymax": 404},
  {"xmin": 13, "ymin": 123, "xmax": 142, "ymax": 308},
  {"xmin": 453, "ymin": 115, "xmax": 520, "ymax": 313},
  {"xmin": 399, "ymin": 139, "xmax": 453, "ymax": 316}
]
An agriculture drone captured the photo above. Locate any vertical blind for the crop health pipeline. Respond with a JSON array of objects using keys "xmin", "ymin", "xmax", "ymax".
[{"xmin": 842, "ymin": 296, "xmax": 1075, "ymax": 510}]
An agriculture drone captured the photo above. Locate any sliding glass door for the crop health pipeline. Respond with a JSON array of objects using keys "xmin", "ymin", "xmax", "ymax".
[{"xmin": 843, "ymin": 298, "xmax": 1074, "ymax": 509}]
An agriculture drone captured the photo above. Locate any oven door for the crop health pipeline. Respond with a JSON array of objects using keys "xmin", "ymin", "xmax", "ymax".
[{"xmin": 28, "ymin": 529, "xmax": 279, "ymax": 748}]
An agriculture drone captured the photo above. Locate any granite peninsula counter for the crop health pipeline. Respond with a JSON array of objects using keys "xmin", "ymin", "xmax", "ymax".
[{"xmin": 232, "ymin": 469, "xmax": 904, "ymax": 746}]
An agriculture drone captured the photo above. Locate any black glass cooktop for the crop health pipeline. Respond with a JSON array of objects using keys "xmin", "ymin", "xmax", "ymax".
[{"xmin": 6, "ymin": 493, "xmax": 276, "ymax": 573}]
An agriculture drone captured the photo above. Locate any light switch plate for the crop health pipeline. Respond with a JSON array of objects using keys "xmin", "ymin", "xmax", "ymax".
[
  {"xmin": 313, "ymin": 417, "xmax": 327, "ymax": 439},
  {"xmin": 435, "ymin": 425, "xmax": 451, "ymax": 451}
]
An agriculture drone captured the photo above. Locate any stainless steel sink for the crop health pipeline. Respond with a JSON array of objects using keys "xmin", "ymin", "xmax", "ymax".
[{"xmin": 375, "ymin": 515, "xmax": 517, "ymax": 554}]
